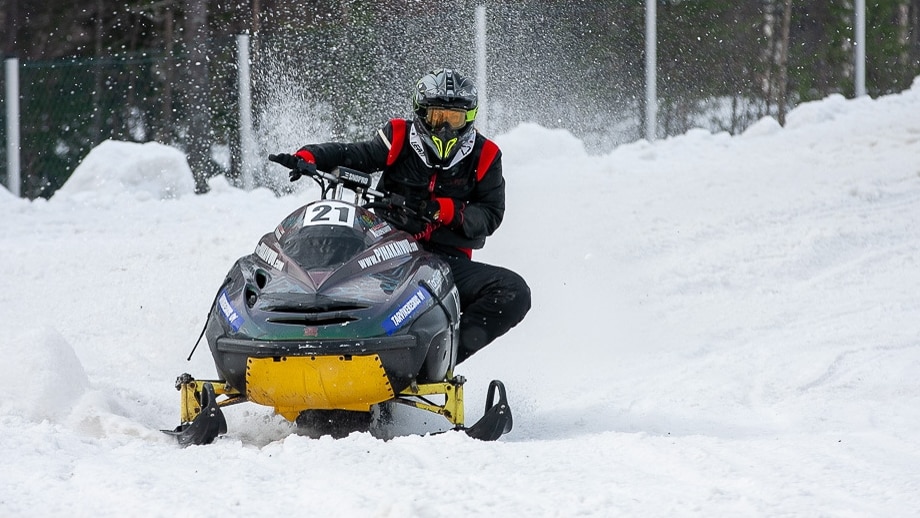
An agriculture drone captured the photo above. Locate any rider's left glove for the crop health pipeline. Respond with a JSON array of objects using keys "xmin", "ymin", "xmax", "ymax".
[{"xmin": 268, "ymin": 150, "xmax": 317, "ymax": 182}]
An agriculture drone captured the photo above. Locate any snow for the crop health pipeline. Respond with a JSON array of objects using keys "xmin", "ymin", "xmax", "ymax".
[
  {"xmin": 53, "ymin": 140, "xmax": 197, "ymax": 203},
  {"xmin": 2, "ymin": 78, "xmax": 920, "ymax": 516}
]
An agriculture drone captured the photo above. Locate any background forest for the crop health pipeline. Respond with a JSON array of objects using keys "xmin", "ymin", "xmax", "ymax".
[{"xmin": 2, "ymin": 0, "xmax": 919, "ymax": 198}]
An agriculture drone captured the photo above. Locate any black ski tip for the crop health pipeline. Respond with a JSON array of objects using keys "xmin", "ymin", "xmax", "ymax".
[
  {"xmin": 162, "ymin": 382, "xmax": 227, "ymax": 446},
  {"xmin": 464, "ymin": 380, "xmax": 513, "ymax": 441}
]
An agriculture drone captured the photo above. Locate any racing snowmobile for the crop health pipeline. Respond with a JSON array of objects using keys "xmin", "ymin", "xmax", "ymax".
[{"xmin": 165, "ymin": 159, "xmax": 512, "ymax": 445}]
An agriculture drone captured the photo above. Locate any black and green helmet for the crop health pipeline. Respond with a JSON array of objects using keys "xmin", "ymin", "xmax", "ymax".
[
  {"xmin": 413, "ymin": 68, "xmax": 479, "ymax": 120},
  {"xmin": 411, "ymin": 69, "xmax": 479, "ymax": 164}
]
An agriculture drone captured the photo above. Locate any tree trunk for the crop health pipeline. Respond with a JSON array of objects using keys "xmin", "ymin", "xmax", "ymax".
[
  {"xmin": 762, "ymin": 3, "xmax": 777, "ymax": 115},
  {"xmin": 2, "ymin": 0, "xmax": 19, "ymax": 55},
  {"xmin": 155, "ymin": 4, "xmax": 176, "ymax": 143},
  {"xmin": 182, "ymin": 0, "xmax": 212, "ymax": 193},
  {"xmin": 898, "ymin": 2, "xmax": 910, "ymax": 66},
  {"xmin": 777, "ymin": 0, "xmax": 793, "ymax": 126},
  {"xmin": 91, "ymin": 0, "xmax": 105, "ymax": 144}
]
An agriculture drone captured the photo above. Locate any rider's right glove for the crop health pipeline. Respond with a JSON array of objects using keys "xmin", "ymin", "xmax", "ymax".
[
  {"xmin": 417, "ymin": 197, "xmax": 465, "ymax": 227},
  {"xmin": 268, "ymin": 150, "xmax": 317, "ymax": 182}
]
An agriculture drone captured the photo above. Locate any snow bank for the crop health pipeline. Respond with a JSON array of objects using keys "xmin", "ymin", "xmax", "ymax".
[
  {"xmin": 0, "ymin": 327, "xmax": 89, "ymax": 422},
  {"xmin": 496, "ymin": 123, "xmax": 590, "ymax": 169},
  {"xmin": 53, "ymin": 140, "xmax": 196, "ymax": 202},
  {"xmin": 0, "ymin": 183, "xmax": 27, "ymax": 205}
]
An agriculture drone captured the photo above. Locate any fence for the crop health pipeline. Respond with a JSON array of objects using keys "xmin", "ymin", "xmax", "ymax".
[
  {"xmin": 2, "ymin": 54, "xmax": 169, "ymax": 199},
  {"xmin": 4, "ymin": 3, "xmax": 913, "ymax": 199},
  {"xmin": 2, "ymin": 4, "xmax": 659, "ymax": 199}
]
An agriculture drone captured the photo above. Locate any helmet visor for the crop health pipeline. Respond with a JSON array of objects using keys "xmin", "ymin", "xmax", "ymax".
[{"xmin": 425, "ymin": 107, "xmax": 467, "ymax": 130}]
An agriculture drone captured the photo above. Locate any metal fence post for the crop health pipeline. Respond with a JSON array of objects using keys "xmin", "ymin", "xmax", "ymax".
[
  {"xmin": 475, "ymin": 5, "xmax": 488, "ymax": 136},
  {"xmin": 645, "ymin": 0, "xmax": 657, "ymax": 142},
  {"xmin": 855, "ymin": 0, "xmax": 866, "ymax": 97},
  {"xmin": 238, "ymin": 34, "xmax": 256, "ymax": 190},
  {"xmin": 5, "ymin": 57, "xmax": 20, "ymax": 197}
]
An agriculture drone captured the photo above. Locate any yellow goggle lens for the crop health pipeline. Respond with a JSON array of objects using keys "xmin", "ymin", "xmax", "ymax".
[{"xmin": 425, "ymin": 107, "xmax": 468, "ymax": 130}]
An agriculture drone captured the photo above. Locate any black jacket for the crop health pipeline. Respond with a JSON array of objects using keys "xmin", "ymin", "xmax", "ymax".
[{"xmin": 300, "ymin": 118, "xmax": 505, "ymax": 254}]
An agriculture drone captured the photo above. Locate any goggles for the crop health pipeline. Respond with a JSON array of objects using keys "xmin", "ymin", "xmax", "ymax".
[{"xmin": 425, "ymin": 107, "xmax": 469, "ymax": 130}]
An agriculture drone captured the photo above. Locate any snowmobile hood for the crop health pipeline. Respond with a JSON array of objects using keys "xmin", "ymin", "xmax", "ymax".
[
  {"xmin": 257, "ymin": 200, "xmax": 426, "ymax": 293},
  {"xmin": 213, "ymin": 199, "xmax": 454, "ymax": 343}
]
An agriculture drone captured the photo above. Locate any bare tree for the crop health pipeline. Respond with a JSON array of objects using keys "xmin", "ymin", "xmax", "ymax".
[
  {"xmin": 181, "ymin": 0, "xmax": 212, "ymax": 193},
  {"xmin": 2, "ymin": 0, "xmax": 19, "ymax": 55},
  {"xmin": 155, "ymin": 3, "xmax": 177, "ymax": 143},
  {"xmin": 777, "ymin": 0, "xmax": 793, "ymax": 126}
]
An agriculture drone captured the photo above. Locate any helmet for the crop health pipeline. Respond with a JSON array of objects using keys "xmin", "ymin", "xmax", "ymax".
[{"xmin": 412, "ymin": 68, "xmax": 479, "ymax": 164}]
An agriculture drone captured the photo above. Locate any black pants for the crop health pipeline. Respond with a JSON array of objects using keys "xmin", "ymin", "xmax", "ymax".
[{"xmin": 441, "ymin": 254, "xmax": 531, "ymax": 364}]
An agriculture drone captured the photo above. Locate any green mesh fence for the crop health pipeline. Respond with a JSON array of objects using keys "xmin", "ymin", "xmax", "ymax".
[
  {"xmin": 4, "ymin": 5, "xmax": 916, "ymax": 199},
  {"xmin": 1, "ymin": 33, "xmax": 244, "ymax": 199},
  {"xmin": 9, "ymin": 55, "xmax": 168, "ymax": 199}
]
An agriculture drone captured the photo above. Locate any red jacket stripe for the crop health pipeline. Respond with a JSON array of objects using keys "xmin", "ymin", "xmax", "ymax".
[
  {"xmin": 476, "ymin": 139, "xmax": 499, "ymax": 181},
  {"xmin": 386, "ymin": 119, "xmax": 407, "ymax": 166}
]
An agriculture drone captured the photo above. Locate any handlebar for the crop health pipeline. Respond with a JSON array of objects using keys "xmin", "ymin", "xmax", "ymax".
[
  {"xmin": 320, "ymin": 167, "xmax": 413, "ymax": 214},
  {"xmin": 269, "ymin": 154, "xmax": 410, "ymax": 212},
  {"xmin": 320, "ymin": 166, "xmax": 383, "ymax": 197}
]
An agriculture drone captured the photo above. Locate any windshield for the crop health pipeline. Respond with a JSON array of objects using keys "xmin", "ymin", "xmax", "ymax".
[
  {"xmin": 273, "ymin": 201, "xmax": 400, "ymax": 270},
  {"xmin": 281, "ymin": 225, "xmax": 368, "ymax": 269}
]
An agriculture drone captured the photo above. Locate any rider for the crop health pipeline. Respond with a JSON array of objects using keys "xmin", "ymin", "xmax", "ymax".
[{"xmin": 270, "ymin": 68, "xmax": 530, "ymax": 365}]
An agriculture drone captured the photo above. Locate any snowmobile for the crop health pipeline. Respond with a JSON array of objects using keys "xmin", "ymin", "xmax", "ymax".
[{"xmin": 164, "ymin": 159, "xmax": 512, "ymax": 445}]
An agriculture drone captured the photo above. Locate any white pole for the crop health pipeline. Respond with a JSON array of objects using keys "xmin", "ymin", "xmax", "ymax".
[
  {"xmin": 475, "ymin": 5, "xmax": 489, "ymax": 136},
  {"xmin": 645, "ymin": 0, "xmax": 657, "ymax": 141},
  {"xmin": 855, "ymin": 0, "xmax": 866, "ymax": 97},
  {"xmin": 237, "ymin": 34, "xmax": 256, "ymax": 190},
  {"xmin": 5, "ymin": 58, "xmax": 21, "ymax": 197}
]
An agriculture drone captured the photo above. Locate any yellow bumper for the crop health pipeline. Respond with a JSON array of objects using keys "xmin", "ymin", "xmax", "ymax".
[{"xmin": 245, "ymin": 355, "xmax": 395, "ymax": 421}]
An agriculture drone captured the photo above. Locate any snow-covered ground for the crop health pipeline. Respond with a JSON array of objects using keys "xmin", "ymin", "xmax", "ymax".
[{"xmin": 2, "ymin": 80, "xmax": 920, "ymax": 517}]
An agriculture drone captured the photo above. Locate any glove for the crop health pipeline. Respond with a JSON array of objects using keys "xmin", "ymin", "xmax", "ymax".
[
  {"xmin": 417, "ymin": 197, "xmax": 464, "ymax": 226},
  {"xmin": 268, "ymin": 150, "xmax": 317, "ymax": 182}
]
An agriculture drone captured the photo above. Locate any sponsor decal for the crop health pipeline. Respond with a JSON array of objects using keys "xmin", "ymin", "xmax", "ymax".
[
  {"xmin": 383, "ymin": 287, "xmax": 428, "ymax": 335},
  {"xmin": 369, "ymin": 222, "xmax": 393, "ymax": 238},
  {"xmin": 428, "ymin": 269, "xmax": 444, "ymax": 294},
  {"xmin": 358, "ymin": 213, "xmax": 376, "ymax": 227},
  {"xmin": 409, "ymin": 130, "xmax": 429, "ymax": 166},
  {"xmin": 357, "ymin": 239, "xmax": 418, "ymax": 269},
  {"xmin": 337, "ymin": 168, "xmax": 372, "ymax": 188},
  {"xmin": 218, "ymin": 290, "xmax": 243, "ymax": 331},
  {"xmin": 255, "ymin": 242, "xmax": 285, "ymax": 270},
  {"xmin": 276, "ymin": 212, "xmax": 303, "ymax": 239}
]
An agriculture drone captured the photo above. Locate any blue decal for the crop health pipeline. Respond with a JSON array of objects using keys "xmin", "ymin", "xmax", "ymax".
[
  {"xmin": 383, "ymin": 288, "xmax": 428, "ymax": 335},
  {"xmin": 217, "ymin": 290, "xmax": 244, "ymax": 331}
]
